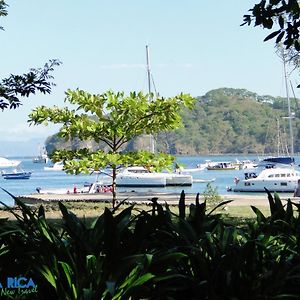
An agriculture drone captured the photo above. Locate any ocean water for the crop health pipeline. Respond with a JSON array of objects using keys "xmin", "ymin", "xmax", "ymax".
[{"xmin": 0, "ymin": 155, "xmax": 298, "ymax": 206}]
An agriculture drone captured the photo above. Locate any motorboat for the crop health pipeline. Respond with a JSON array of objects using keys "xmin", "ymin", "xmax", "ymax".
[
  {"xmin": 2, "ymin": 169, "xmax": 31, "ymax": 180},
  {"xmin": 193, "ymin": 178, "xmax": 216, "ymax": 183},
  {"xmin": 207, "ymin": 161, "xmax": 239, "ymax": 171},
  {"xmin": 44, "ymin": 161, "xmax": 64, "ymax": 171},
  {"xmin": 35, "ymin": 173, "xmax": 113, "ymax": 194},
  {"xmin": 256, "ymin": 156, "xmax": 295, "ymax": 169},
  {"xmin": 0, "ymin": 157, "xmax": 21, "ymax": 168},
  {"xmin": 232, "ymin": 167, "xmax": 300, "ymax": 192}
]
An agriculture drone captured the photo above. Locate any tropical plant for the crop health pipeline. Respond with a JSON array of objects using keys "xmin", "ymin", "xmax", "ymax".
[
  {"xmin": 201, "ymin": 182, "xmax": 222, "ymax": 206},
  {"xmin": 28, "ymin": 90, "xmax": 195, "ymax": 206},
  {"xmin": 1, "ymin": 189, "xmax": 300, "ymax": 298}
]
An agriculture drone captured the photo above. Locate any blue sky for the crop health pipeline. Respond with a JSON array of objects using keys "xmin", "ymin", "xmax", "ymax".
[{"xmin": 0, "ymin": 1, "xmax": 296, "ymax": 144}]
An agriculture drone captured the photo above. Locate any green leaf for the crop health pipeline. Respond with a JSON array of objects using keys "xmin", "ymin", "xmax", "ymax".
[
  {"xmin": 251, "ymin": 205, "xmax": 266, "ymax": 223},
  {"xmin": 39, "ymin": 265, "xmax": 57, "ymax": 289}
]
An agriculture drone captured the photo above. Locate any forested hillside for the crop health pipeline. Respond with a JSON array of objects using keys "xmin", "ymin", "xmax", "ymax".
[{"xmin": 45, "ymin": 88, "xmax": 300, "ymax": 155}]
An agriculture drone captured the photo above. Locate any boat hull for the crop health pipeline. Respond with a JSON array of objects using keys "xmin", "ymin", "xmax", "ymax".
[
  {"xmin": 116, "ymin": 174, "xmax": 166, "ymax": 187},
  {"xmin": 2, "ymin": 172, "xmax": 31, "ymax": 180},
  {"xmin": 233, "ymin": 167, "xmax": 300, "ymax": 192},
  {"xmin": 164, "ymin": 174, "xmax": 193, "ymax": 186}
]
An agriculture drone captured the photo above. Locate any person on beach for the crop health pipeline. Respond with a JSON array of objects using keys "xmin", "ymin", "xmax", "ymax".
[{"xmin": 294, "ymin": 179, "xmax": 300, "ymax": 197}]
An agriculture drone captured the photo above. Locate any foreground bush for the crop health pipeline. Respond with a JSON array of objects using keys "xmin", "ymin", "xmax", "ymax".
[{"xmin": 0, "ymin": 190, "xmax": 300, "ymax": 299}]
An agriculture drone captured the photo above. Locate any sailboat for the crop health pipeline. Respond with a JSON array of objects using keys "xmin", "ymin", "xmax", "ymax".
[
  {"xmin": 116, "ymin": 46, "xmax": 193, "ymax": 187},
  {"xmin": 232, "ymin": 54, "xmax": 300, "ymax": 193}
]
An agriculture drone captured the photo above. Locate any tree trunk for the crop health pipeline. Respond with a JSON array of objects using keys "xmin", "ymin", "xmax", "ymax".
[{"xmin": 112, "ymin": 167, "xmax": 117, "ymax": 208}]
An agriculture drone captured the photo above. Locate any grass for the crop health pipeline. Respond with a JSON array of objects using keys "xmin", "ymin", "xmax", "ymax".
[{"xmin": 0, "ymin": 200, "xmax": 271, "ymax": 222}]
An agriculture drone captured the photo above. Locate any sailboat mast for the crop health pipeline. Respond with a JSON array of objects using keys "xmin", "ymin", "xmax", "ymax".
[
  {"xmin": 283, "ymin": 56, "xmax": 294, "ymax": 157},
  {"xmin": 146, "ymin": 45, "xmax": 155, "ymax": 153},
  {"xmin": 146, "ymin": 45, "xmax": 152, "ymax": 96}
]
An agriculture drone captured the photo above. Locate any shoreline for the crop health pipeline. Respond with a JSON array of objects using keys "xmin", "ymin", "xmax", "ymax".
[
  {"xmin": 16, "ymin": 191, "xmax": 298, "ymax": 207},
  {"xmin": 0, "ymin": 191, "xmax": 295, "ymax": 220}
]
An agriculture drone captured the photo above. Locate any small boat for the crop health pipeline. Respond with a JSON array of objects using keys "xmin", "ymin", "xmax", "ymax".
[
  {"xmin": 36, "ymin": 177, "xmax": 113, "ymax": 194},
  {"xmin": 33, "ymin": 145, "xmax": 49, "ymax": 163},
  {"xmin": 207, "ymin": 161, "xmax": 239, "ymax": 171},
  {"xmin": 44, "ymin": 162, "xmax": 64, "ymax": 171},
  {"xmin": 0, "ymin": 157, "xmax": 21, "ymax": 168},
  {"xmin": 193, "ymin": 178, "xmax": 216, "ymax": 183},
  {"xmin": 175, "ymin": 167, "xmax": 205, "ymax": 174},
  {"xmin": 256, "ymin": 156, "xmax": 295, "ymax": 169},
  {"xmin": 2, "ymin": 169, "xmax": 32, "ymax": 180}
]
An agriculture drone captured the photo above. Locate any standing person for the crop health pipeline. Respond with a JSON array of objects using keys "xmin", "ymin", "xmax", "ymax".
[{"xmin": 294, "ymin": 180, "xmax": 300, "ymax": 197}]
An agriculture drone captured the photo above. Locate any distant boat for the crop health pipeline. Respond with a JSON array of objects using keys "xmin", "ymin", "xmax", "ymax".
[
  {"xmin": 256, "ymin": 155, "xmax": 295, "ymax": 169},
  {"xmin": 0, "ymin": 157, "xmax": 21, "ymax": 168},
  {"xmin": 33, "ymin": 145, "xmax": 49, "ymax": 163},
  {"xmin": 2, "ymin": 169, "xmax": 31, "ymax": 180},
  {"xmin": 44, "ymin": 161, "xmax": 64, "ymax": 171},
  {"xmin": 193, "ymin": 178, "xmax": 216, "ymax": 183},
  {"xmin": 207, "ymin": 161, "xmax": 238, "ymax": 171}
]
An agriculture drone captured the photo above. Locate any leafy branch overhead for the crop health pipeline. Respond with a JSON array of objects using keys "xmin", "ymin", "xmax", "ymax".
[
  {"xmin": 242, "ymin": 0, "xmax": 300, "ymax": 50},
  {"xmin": 0, "ymin": 59, "xmax": 62, "ymax": 110}
]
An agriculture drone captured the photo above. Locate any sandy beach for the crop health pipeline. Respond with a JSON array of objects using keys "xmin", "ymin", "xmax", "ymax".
[
  {"xmin": 0, "ymin": 191, "xmax": 297, "ymax": 220},
  {"xmin": 16, "ymin": 191, "xmax": 298, "ymax": 206}
]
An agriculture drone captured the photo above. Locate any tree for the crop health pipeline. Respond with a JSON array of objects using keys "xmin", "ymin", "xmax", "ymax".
[
  {"xmin": 0, "ymin": 59, "xmax": 62, "ymax": 110},
  {"xmin": 242, "ymin": 0, "xmax": 300, "ymax": 50},
  {"xmin": 0, "ymin": 1, "xmax": 61, "ymax": 110},
  {"xmin": 29, "ymin": 89, "xmax": 195, "ymax": 206}
]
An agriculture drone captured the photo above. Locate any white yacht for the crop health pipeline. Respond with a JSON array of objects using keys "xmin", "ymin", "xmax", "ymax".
[
  {"xmin": 233, "ymin": 167, "xmax": 300, "ymax": 192},
  {"xmin": 44, "ymin": 161, "xmax": 64, "ymax": 171},
  {"xmin": 0, "ymin": 157, "xmax": 21, "ymax": 168}
]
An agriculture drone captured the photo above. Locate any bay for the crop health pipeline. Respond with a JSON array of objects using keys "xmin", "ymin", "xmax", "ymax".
[{"xmin": 0, "ymin": 155, "xmax": 298, "ymax": 206}]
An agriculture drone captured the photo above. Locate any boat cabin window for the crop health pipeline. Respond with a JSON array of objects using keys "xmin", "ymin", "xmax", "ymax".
[
  {"xmin": 245, "ymin": 182, "xmax": 251, "ymax": 186},
  {"xmin": 280, "ymin": 174, "xmax": 286, "ymax": 177},
  {"xmin": 287, "ymin": 174, "xmax": 291, "ymax": 177},
  {"xmin": 275, "ymin": 174, "xmax": 280, "ymax": 178},
  {"xmin": 281, "ymin": 182, "xmax": 288, "ymax": 186},
  {"xmin": 268, "ymin": 175, "xmax": 274, "ymax": 178}
]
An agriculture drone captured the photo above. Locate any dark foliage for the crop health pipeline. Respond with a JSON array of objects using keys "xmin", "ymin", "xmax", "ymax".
[
  {"xmin": 0, "ymin": 59, "xmax": 62, "ymax": 110},
  {"xmin": 242, "ymin": 0, "xmax": 300, "ymax": 50},
  {"xmin": 1, "ymin": 190, "xmax": 300, "ymax": 298}
]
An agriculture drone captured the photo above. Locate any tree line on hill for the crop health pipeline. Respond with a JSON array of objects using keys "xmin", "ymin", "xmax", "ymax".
[{"xmin": 44, "ymin": 87, "xmax": 300, "ymax": 155}]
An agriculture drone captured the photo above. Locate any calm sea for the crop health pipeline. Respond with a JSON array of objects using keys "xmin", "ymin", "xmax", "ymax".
[{"xmin": 0, "ymin": 155, "xmax": 298, "ymax": 206}]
